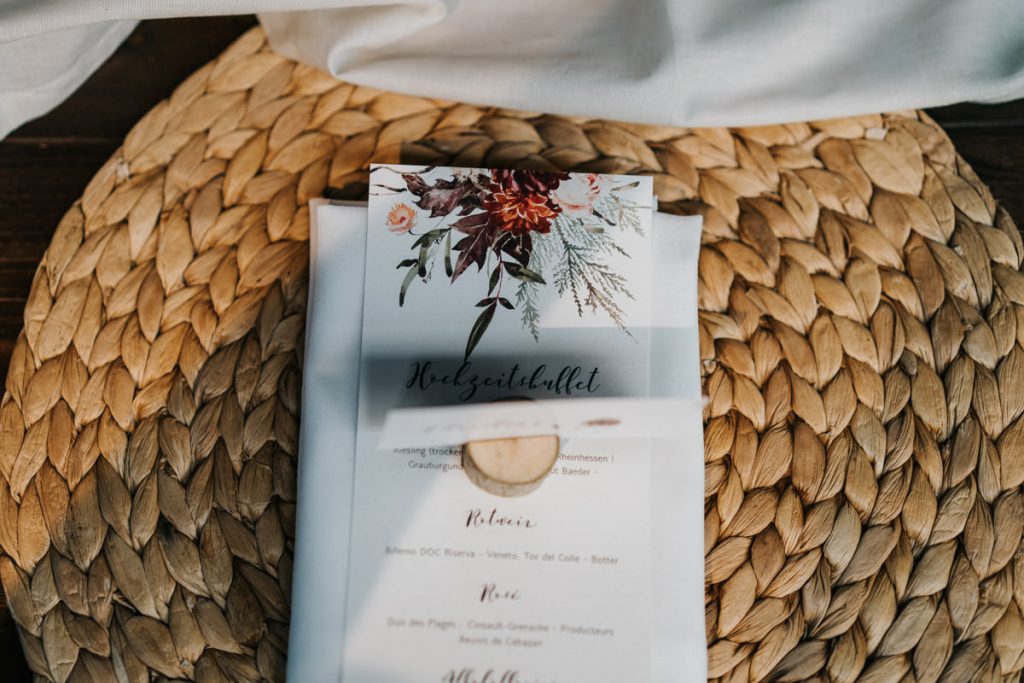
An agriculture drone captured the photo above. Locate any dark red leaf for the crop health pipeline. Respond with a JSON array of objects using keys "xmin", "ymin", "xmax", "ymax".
[
  {"xmin": 402, "ymin": 173, "xmax": 486, "ymax": 217},
  {"xmin": 451, "ymin": 216, "xmax": 499, "ymax": 281}
]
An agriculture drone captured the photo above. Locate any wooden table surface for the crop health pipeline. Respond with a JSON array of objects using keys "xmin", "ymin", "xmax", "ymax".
[{"xmin": 2, "ymin": 15, "xmax": 1024, "ymax": 677}]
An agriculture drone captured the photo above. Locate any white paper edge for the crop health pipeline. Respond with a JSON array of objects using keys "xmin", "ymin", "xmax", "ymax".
[
  {"xmin": 649, "ymin": 214, "xmax": 707, "ymax": 681},
  {"xmin": 287, "ymin": 200, "xmax": 366, "ymax": 682}
]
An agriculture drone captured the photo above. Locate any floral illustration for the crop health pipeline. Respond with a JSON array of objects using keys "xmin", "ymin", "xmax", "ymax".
[
  {"xmin": 386, "ymin": 202, "xmax": 418, "ymax": 233},
  {"xmin": 375, "ymin": 167, "xmax": 646, "ymax": 359},
  {"xmin": 552, "ymin": 173, "xmax": 608, "ymax": 217}
]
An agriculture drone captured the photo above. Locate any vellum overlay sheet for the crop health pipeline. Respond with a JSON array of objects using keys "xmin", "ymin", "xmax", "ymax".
[{"xmin": 288, "ymin": 166, "xmax": 705, "ymax": 682}]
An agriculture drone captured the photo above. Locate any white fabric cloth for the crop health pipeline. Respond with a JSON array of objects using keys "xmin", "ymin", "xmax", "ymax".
[
  {"xmin": 295, "ymin": 201, "xmax": 706, "ymax": 681},
  {"xmin": 2, "ymin": 0, "xmax": 1024, "ymax": 139},
  {"xmin": 0, "ymin": 20, "xmax": 134, "ymax": 139}
]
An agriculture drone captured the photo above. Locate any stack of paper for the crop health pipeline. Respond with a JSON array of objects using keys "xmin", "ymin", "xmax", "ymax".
[{"xmin": 289, "ymin": 166, "xmax": 706, "ymax": 681}]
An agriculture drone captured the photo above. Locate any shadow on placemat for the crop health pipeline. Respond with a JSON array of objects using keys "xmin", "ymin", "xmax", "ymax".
[{"xmin": 0, "ymin": 15, "xmax": 258, "ymax": 683}]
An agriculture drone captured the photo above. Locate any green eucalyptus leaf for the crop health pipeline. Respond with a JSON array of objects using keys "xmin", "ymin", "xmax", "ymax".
[
  {"xmin": 504, "ymin": 262, "xmax": 546, "ymax": 284},
  {"xmin": 444, "ymin": 230, "xmax": 453, "ymax": 277},
  {"xmin": 488, "ymin": 265, "xmax": 502, "ymax": 294},
  {"xmin": 465, "ymin": 303, "xmax": 496, "ymax": 360},
  {"xmin": 418, "ymin": 242, "xmax": 429, "ymax": 277},
  {"xmin": 413, "ymin": 229, "xmax": 446, "ymax": 248},
  {"xmin": 399, "ymin": 266, "xmax": 418, "ymax": 306},
  {"xmin": 591, "ymin": 209, "xmax": 613, "ymax": 227}
]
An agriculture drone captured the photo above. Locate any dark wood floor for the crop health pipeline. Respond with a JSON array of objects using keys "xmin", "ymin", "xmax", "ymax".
[{"xmin": 2, "ymin": 15, "xmax": 1024, "ymax": 678}]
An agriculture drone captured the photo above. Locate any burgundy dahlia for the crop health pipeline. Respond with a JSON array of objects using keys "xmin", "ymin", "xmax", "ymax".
[{"xmin": 482, "ymin": 170, "xmax": 570, "ymax": 233}]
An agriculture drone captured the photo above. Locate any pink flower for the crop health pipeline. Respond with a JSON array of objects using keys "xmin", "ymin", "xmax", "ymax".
[
  {"xmin": 551, "ymin": 173, "xmax": 606, "ymax": 217},
  {"xmin": 386, "ymin": 202, "xmax": 418, "ymax": 233}
]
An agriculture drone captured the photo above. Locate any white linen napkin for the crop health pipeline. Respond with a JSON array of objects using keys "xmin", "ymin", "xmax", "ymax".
[{"xmin": 289, "ymin": 200, "xmax": 706, "ymax": 681}]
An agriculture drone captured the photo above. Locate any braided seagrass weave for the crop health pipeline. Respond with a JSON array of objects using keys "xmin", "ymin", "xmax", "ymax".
[{"xmin": 1, "ymin": 25, "xmax": 1023, "ymax": 682}]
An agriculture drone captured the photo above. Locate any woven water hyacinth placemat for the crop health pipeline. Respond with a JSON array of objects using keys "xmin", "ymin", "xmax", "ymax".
[{"xmin": 2, "ymin": 24, "xmax": 1024, "ymax": 682}]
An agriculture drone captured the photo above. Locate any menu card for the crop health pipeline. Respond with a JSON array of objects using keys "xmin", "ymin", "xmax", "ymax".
[{"xmin": 323, "ymin": 165, "xmax": 703, "ymax": 682}]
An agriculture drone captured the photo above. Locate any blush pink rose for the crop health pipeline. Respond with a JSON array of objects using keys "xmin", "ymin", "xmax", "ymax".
[{"xmin": 551, "ymin": 173, "xmax": 606, "ymax": 217}]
